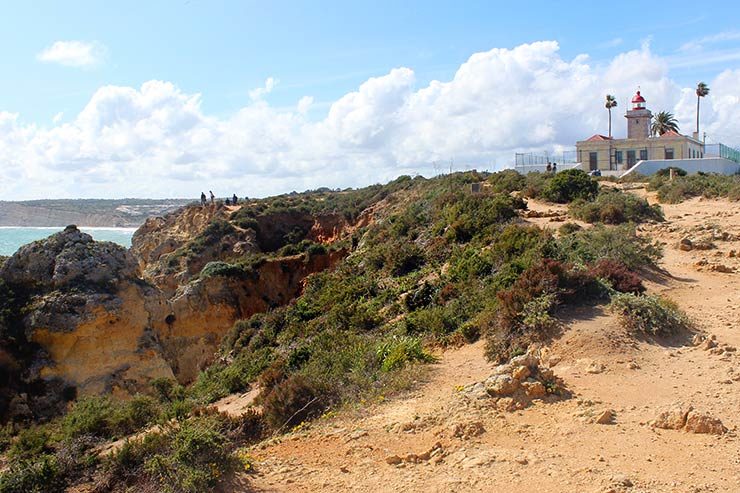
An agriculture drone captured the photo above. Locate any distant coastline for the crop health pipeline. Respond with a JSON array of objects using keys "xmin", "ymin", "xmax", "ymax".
[{"xmin": 0, "ymin": 198, "xmax": 190, "ymax": 228}]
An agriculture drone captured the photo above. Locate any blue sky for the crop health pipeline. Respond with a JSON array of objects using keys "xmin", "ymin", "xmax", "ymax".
[
  {"xmin": 1, "ymin": 0, "xmax": 740, "ymax": 198},
  {"xmin": 4, "ymin": 0, "xmax": 738, "ymax": 123}
]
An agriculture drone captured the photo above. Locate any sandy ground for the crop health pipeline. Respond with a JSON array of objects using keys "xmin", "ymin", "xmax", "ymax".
[{"xmin": 232, "ymin": 193, "xmax": 740, "ymax": 493}]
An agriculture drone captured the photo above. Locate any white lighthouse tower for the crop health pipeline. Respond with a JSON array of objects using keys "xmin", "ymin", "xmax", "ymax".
[{"xmin": 625, "ymin": 90, "xmax": 652, "ymax": 139}]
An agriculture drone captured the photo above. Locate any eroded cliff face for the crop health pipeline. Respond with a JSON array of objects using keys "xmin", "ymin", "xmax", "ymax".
[
  {"xmin": 0, "ymin": 202, "xmax": 358, "ymax": 421},
  {"xmin": 155, "ymin": 249, "xmax": 347, "ymax": 383},
  {"xmin": 0, "ymin": 226, "xmax": 175, "ymax": 420}
]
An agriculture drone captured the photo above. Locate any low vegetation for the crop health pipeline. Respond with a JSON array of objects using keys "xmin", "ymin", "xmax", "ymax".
[
  {"xmin": 0, "ymin": 169, "xmax": 676, "ymax": 491},
  {"xmin": 569, "ymin": 188, "xmax": 663, "ymax": 224},
  {"xmin": 609, "ymin": 292, "xmax": 692, "ymax": 336},
  {"xmin": 648, "ymin": 171, "xmax": 740, "ymax": 203}
]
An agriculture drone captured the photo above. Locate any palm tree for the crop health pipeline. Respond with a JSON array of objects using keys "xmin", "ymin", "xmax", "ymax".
[
  {"xmin": 605, "ymin": 94, "xmax": 618, "ymax": 138},
  {"xmin": 651, "ymin": 111, "xmax": 680, "ymax": 136},
  {"xmin": 695, "ymin": 82, "xmax": 710, "ymax": 136}
]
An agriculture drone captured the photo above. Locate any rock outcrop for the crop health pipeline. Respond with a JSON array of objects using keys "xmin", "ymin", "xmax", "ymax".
[
  {"xmin": 0, "ymin": 201, "xmax": 356, "ymax": 422},
  {"xmin": 462, "ymin": 349, "xmax": 567, "ymax": 411},
  {"xmin": 651, "ymin": 402, "xmax": 727, "ymax": 435},
  {"xmin": 0, "ymin": 226, "xmax": 174, "ymax": 420}
]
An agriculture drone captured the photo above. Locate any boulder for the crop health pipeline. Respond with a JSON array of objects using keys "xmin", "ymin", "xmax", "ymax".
[
  {"xmin": 684, "ymin": 411, "xmax": 727, "ymax": 435},
  {"xmin": 521, "ymin": 381, "xmax": 547, "ymax": 399},
  {"xmin": 652, "ymin": 403, "xmax": 692, "ymax": 430},
  {"xmin": 485, "ymin": 375, "xmax": 519, "ymax": 396},
  {"xmin": 594, "ymin": 409, "xmax": 615, "ymax": 425}
]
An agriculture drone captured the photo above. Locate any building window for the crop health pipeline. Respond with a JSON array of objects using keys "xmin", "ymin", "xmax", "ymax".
[
  {"xmin": 627, "ymin": 150, "xmax": 636, "ymax": 166},
  {"xmin": 665, "ymin": 148, "xmax": 674, "ymax": 159},
  {"xmin": 615, "ymin": 150, "xmax": 623, "ymax": 164},
  {"xmin": 639, "ymin": 149, "xmax": 648, "ymax": 160}
]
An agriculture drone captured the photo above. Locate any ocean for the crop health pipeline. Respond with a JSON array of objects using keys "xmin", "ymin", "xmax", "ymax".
[{"xmin": 0, "ymin": 227, "xmax": 137, "ymax": 256}]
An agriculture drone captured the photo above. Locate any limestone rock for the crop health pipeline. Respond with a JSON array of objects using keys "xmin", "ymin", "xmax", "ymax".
[
  {"xmin": 485, "ymin": 374, "xmax": 519, "ymax": 396},
  {"xmin": 521, "ymin": 380, "xmax": 547, "ymax": 399},
  {"xmin": 594, "ymin": 409, "xmax": 615, "ymax": 425},
  {"xmin": 385, "ymin": 455, "xmax": 402, "ymax": 465},
  {"xmin": 451, "ymin": 421, "xmax": 485, "ymax": 439},
  {"xmin": 678, "ymin": 238, "xmax": 693, "ymax": 251},
  {"xmin": 511, "ymin": 365, "xmax": 530, "ymax": 381},
  {"xmin": 652, "ymin": 403, "xmax": 693, "ymax": 430},
  {"xmin": 684, "ymin": 411, "xmax": 727, "ymax": 435}
]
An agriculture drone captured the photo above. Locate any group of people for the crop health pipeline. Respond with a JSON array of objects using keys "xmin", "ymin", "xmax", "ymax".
[
  {"xmin": 200, "ymin": 191, "xmax": 241, "ymax": 207},
  {"xmin": 545, "ymin": 161, "xmax": 558, "ymax": 173}
]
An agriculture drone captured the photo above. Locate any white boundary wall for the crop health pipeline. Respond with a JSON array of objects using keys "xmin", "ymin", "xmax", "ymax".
[{"xmin": 620, "ymin": 158, "xmax": 740, "ymax": 178}]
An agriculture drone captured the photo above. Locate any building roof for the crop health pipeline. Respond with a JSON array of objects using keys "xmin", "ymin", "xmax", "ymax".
[
  {"xmin": 658, "ymin": 130, "xmax": 683, "ymax": 138},
  {"xmin": 585, "ymin": 134, "xmax": 613, "ymax": 141},
  {"xmin": 631, "ymin": 91, "xmax": 646, "ymax": 103}
]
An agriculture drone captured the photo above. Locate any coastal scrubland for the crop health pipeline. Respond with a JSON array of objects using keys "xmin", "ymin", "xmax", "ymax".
[{"xmin": 1, "ymin": 169, "xmax": 738, "ymax": 492}]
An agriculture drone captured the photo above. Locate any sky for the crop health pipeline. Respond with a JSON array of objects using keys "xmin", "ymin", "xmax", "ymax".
[{"xmin": 2, "ymin": 0, "xmax": 740, "ymax": 199}]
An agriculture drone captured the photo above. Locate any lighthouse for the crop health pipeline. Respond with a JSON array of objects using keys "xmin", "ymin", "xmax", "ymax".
[{"xmin": 625, "ymin": 90, "xmax": 652, "ymax": 139}]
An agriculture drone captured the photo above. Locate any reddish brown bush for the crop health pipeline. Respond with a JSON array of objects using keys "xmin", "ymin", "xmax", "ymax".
[
  {"xmin": 260, "ymin": 375, "xmax": 325, "ymax": 430},
  {"xmin": 588, "ymin": 259, "xmax": 645, "ymax": 294},
  {"xmin": 486, "ymin": 258, "xmax": 601, "ymax": 362}
]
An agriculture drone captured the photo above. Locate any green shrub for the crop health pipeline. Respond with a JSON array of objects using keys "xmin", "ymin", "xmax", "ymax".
[
  {"xmin": 376, "ymin": 335, "xmax": 435, "ymax": 372},
  {"xmin": 109, "ymin": 395, "xmax": 161, "ymax": 436},
  {"xmin": 0, "ymin": 454, "xmax": 63, "ymax": 493},
  {"xmin": 404, "ymin": 306, "xmax": 458, "ymax": 337},
  {"xmin": 557, "ymin": 224, "xmax": 661, "ymax": 270},
  {"xmin": 190, "ymin": 347, "xmax": 274, "ymax": 403},
  {"xmin": 541, "ymin": 169, "xmax": 598, "ymax": 203},
  {"xmin": 649, "ymin": 173, "xmax": 740, "ymax": 203},
  {"xmin": 609, "ymin": 293, "xmax": 692, "ymax": 336},
  {"xmin": 522, "ymin": 172, "xmax": 552, "ymax": 199},
  {"xmin": 488, "ymin": 169, "xmax": 526, "ymax": 193},
  {"xmin": 189, "ymin": 220, "xmax": 237, "ymax": 254},
  {"xmin": 61, "ymin": 396, "xmax": 113, "ymax": 440},
  {"xmin": 654, "ymin": 167, "xmax": 687, "ymax": 178},
  {"xmin": 558, "ymin": 222, "xmax": 582, "ymax": 235},
  {"xmin": 151, "ymin": 377, "xmax": 185, "ymax": 403},
  {"xmin": 443, "ymin": 193, "xmax": 524, "ymax": 242},
  {"xmin": 61, "ymin": 395, "xmax": 161, "ymax": 441},
  {"xmin": 199, "ymin": 261, "xmax": 252, "ymax": 279},
  {"xmin": 8, "ymin": 427, "xmax": 52, "ymax": 460},
  {"xmin": 569, "ymin": 189, "xmax": 663, "ymax": 224},
  {"xmin": 145, "ymin": 416, "xmax": 238, "ymax": 493}
]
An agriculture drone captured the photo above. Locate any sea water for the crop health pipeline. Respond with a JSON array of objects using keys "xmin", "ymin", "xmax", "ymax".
[{"xmin": 0, "ymin": 227, "xmax": 136, "ymax": 256}]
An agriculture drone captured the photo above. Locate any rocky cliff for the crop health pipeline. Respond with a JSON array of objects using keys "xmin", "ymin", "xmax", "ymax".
[{"xmin": 0, "ymin": 199, "xmax": 359, "ymax": 422}]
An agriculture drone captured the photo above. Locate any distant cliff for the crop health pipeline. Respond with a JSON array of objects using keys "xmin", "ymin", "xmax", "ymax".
[{"xmin": 0, "ymin": 199, "xmax": 191, "ymax": 227}]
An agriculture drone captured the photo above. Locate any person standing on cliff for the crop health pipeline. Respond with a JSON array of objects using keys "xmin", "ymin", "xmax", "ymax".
[
  {"xmin": 232, "ymin": 193, "xmax": 238, "ymax": 205},
  {"xmin": 209, "ymin": 191, "xmax": 215, "ymax": 205},
  {"xmin": 200, "ymin": 192, "xmax": 206, "ymax": 207}
]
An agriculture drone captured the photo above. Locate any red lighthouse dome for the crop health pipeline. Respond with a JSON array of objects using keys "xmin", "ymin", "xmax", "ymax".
[{"xmin": 631, "ymin": 90, "xmax": 646, "ymax": 109}]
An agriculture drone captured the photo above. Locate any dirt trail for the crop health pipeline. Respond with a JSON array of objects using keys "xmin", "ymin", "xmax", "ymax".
[{"xmin": 234, "ymin": 195, "xmax": 739, "ymax": 493}]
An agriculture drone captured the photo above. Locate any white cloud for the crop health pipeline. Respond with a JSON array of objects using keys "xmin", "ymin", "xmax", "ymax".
[
  {"xmin": 249, "ymin": 77, "xmax": 279, "ymax": 101},
  {"xmin": 4, "ymin": 41, "xmax": 740, "ymax": 199},
  {"xmin": 37, "ymin": 40, "xmax": 107, "ymax": 68},
  {"xmin": 297, "ymin": 96, "xmax": 314, "ymax": 114},
  {"xmin": 679, "ymin": 30, "xmax": 740, "ymax": 52}
]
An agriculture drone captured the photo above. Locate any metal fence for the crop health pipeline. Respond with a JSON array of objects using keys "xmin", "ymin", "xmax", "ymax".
[{"xmin": 705, "ymin": 143, "xmax": 740, "ymax": 163}]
